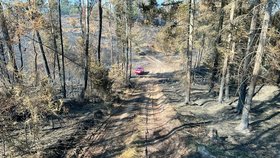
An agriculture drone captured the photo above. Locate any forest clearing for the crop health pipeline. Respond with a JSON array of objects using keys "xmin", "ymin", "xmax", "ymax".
[{"xmin": 0, "ymin": 0, "xmax": 280, "ymax": 157}]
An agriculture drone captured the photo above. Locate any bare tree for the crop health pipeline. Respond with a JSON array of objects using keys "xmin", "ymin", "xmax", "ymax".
[
  {"xmin": 97, "ymin": 0, "xmax": 103, "ymax": 64},
  {"xmin": 79, "ymin": 0, "xmax": 85, "ymax": 37},
  {"xmin": 0, "ymin": 2, "xmax": 18, "ymax": 82},
  {"xmin": 238, "ymin": 0, "xmax": 273, "ymax": 131},
  {"xmin": 218, "ymin": 0, "xmax": 235, "ymax": 103},
  {"xmin": 49, "ymin": 0, "xmax": 63, "ymax": 89},
  {"xmin": 125, "ymin": 0, "xmax": 130, "ymax": 84},
  {"xmin": 58, "ymin": 0, "xmax": 67, "ymax": 98},
  {"xmin": 81, "ymin": 0, "xmax": 90, "ymax": 99},
  {"xmin": 18, "ymin": 36, "xmax": 24, "ymax": 71},
  {"xmin": 109, "ymin": 3, "xmax": 114, "ymax": 65},
  {"xmin": 36, "ymin": 31, "xmax": 52, "ymax": 79},
  {"xmin": 209, "ymin": 0, "xmax": 225, "ymax": 93},
  {"xmin": 32, "ymin": 33, "xmax": 39, "ymax": 86},
  {"xmin": 237, "ymin": 0, "xmax": 260, "ymax": 114},
  {"xmin": 0, "ymin": 42, "xmax": 10, "ymax": 84},
  {"xmin": 185, "ymin": 0, "xmax": 194, "ymax": 104}
]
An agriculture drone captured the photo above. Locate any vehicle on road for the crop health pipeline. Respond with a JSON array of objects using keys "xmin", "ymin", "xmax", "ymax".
[{"xmin": 134, "ymin": 66, "xmax": 144, "ymax": 75}]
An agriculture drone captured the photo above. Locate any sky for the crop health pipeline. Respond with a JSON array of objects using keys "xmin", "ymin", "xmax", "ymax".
[{"xmin": 158, "ymin": 0, "xmax": 165, "ymax": 4}]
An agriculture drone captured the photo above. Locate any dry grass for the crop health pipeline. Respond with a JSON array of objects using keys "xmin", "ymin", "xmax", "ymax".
[{"xmin": 118, "ymin": 147, "xmax": 138, "ymax": 158}]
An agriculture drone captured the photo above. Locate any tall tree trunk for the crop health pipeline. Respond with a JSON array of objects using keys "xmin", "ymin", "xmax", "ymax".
[
  {"xmin": 79, "ymin": 0, "xmax": 85, "ymax": 37},
  {"xmin": 218, "ymin": 54, "xmax": 229, "ymax": 103},
  {"xmin": 0, "ymin": 2, "xmax": 18, "ymax": 82},
  {"xmin": 53, "ymin": 47, "xmax": 56, "ymax": 79},
  {"xmin": 277, "ymin": 70, "xmax": 280, "ymax": 84},
  {"xmin": 225, "ymin": 56, "xmax": 231, "ymax": 100},
  {"xmin": 78, "ymin": 0, "xmax": 85, "ymax": 71},
  {"xmin": 225, "ymin": 1, "xmax": 236, "ymax": 101},
  {"xmin": 218, "ymin": 0, "xmax": 235, "ymax": 103},
  {"xmin": 238, "ymin": 0, "xmax": 273, "ymax": 131},
  {"xmin": 97, "ymin": 0, "xmax": 102, "ymax": 64},
  {"xmin": 58, "ymin": 0, "xmax": 67, "ymax": 98},
  {"xmin": 129, "ymin": 39, "xmax": 132, "ymax": 79},
  {"xmin": 81, "ymin": 0, "xmax": 90, "ymax": 99},
  {"xmin": 125, "ymin": 38, "xmax": 129, "ymax": 84},
  {"xmin": 194, "ymin": 34, "xmax": 204, "ymax": 68},
  {"xmin": 52, "ymin": 33, "xmax": 62, "ymax": 84},
  {"xmin": 116, "ymin": 38, "xmax": 120, "ymax": 65},
  {"xmin": 49, "ymin": 0, "xmax": 63, "ymax": 87},
  {"xmin": 196, "ymin": 34, "xmax": 205, "ymax": 68},
  {"xmin": 128, "ymin": 0, "xmax": 133, "ymax": 82},
  {"xmin": 237, "ymin": 1, "xmax": 259, "ymax": 114},
  {"xmin": 225, "ymin": 43, "xmax": 236, "ymax": 100},
  {"xmin": 36, "ymin": 31, "xmax": 51, "ymax": 79},
  {"xmin": 33, "ymin": 33, "xmax": 38, "ymax": 86},
  {"xmin": 125, "ymin": 0, "xmax": 130, "ymax": 84},
  {"xmin": 18, "ymin": 36, "xmax": 24, "ymax": 71},
  {"xmin": 185, "ymin": 0, "xmax": 194, "ymax": 104},
  {"xmin": 109, "ymin": 4, "xmax": 114, "ymax": 65},
  {"xmin": 0, "ymin": 42, "xmax": 10, "ymax": 84},
  {"xmin": 122, "ymin": 43, "xmax": 125, "ymax": 72},
  {"xmin": 209, "ymin": 0, "xmax": 225, "ymax": 92},
  {"xmin": 225, "ymin": 67, "xmax": 230, "ymax": 99}
]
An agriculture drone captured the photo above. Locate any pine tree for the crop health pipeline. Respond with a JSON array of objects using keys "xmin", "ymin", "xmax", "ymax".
[{"xmin": 238, "ymin": 0, "xmax": 273, "ymax": 131}]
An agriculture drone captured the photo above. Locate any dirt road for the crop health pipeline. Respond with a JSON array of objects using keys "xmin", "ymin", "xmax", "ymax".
[{"xmin": 69, "ymin": 54, "xmax": 189, "ymax": 157}]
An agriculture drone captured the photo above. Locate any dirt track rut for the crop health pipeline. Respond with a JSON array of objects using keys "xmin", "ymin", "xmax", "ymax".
[{"xmin": 70, "ymin": 55, "xmax": 188, "ymax": 157}]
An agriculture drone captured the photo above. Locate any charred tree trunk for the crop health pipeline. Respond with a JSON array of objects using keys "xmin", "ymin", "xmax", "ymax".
[
  {"xmin": 81, "ymin": 0, "xmax": 90, "ymax": 99},
  {"xmin": 33, "ymin": 33, "xmax": 38, "ymax": 86},
  {"xmin": 225, "ymin": 44, "xmax": 235, "ymax": 100},
  {"xmin": 18, "ymin": 36, "xmax": 24, "ymax": 71},
  {"xmin": 277, "ymin": 70, "xmax": 280, "ymax": 85},
  {"xmin": 218, "ymin": 0, "xmax": 235, "ymax": 103},
  {"xmin": 238, "ymin": 0, "xmax": 272, "ymax": 131},
  {"xmin": 185, "ymin": 0, "xmax": 194, "ymax": 104},
  {"xmin": 36, "ymin": 31, "xmax": 51, "ymax": 79},
  {"xmin": 0, "ymin": 2, "xmax": 18, "ymax": 82},
  {"xmin": 122, "ymin": 43, "xmax": 125, "ymax": 72},
  {"xmin": 79, "ymin": 0, "xmax": 85, "ymax": 37},
  {"xmin": 218, "ymin": 54, "xmax": 229, "ymax": 103},
  {"xmin": 237, "ymin": 1, "xmax": 259, "ymax": 114},
  {"xmin": 125, "ymin": 36, "xmax": 129, "ymax": 84},
  {"xmin": 195, "ymin": 34, "xmax": 205, "ymax": 68},
  {"xmin": 128, "ymin": 0, "xmax": 133, "ymax": 81},
  {"xmin": 129, "ymin": 39, "xmax": 132, "ymax": 79},
  {"xmin": 58, "ymin": 0, "xmax": 67, "ymax": 98},
  {"xmin": 78, "ymin": 0, "xmax": 85, "ymax": 70},
  {"xmin": 209, "ymin": 0, "xmax": 225, "ymax": 92},
  {"xmin": 0, "ymin": 42, "xmax": 10, "ymax": 83},
  {"xmin": 225, "ymin": 28, "xmax": 236, "ymax": 101},
  {"xmin": 125, "ymin": 0, "xmax": 130, "ymax": 84},
  {"xmin": 225, "ymin": 55, "xmax": 231, "ymax": 100},
  {"xmin": 52, "ymin": 32, "xmax": 62, "ymax": 84},
  {"xmin": 49, "ymin": 0, "xmax": 62, "ymax": 87},
  {"xmin": 109, "ymin": 5, "xmax": 114, "ymax": 65},
  {"xmin": 97, "ymin": 0, "xmax": 103, "ymax": 64}
]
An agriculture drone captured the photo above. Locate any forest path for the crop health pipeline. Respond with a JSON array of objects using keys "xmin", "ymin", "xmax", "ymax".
[
  {"xmin": 73, "ymin": 54, "xmax": 188, "ymax": 157},
  {"xmin": 134, "ymin": 55, "xmax": 187, "ymax": 157}
]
